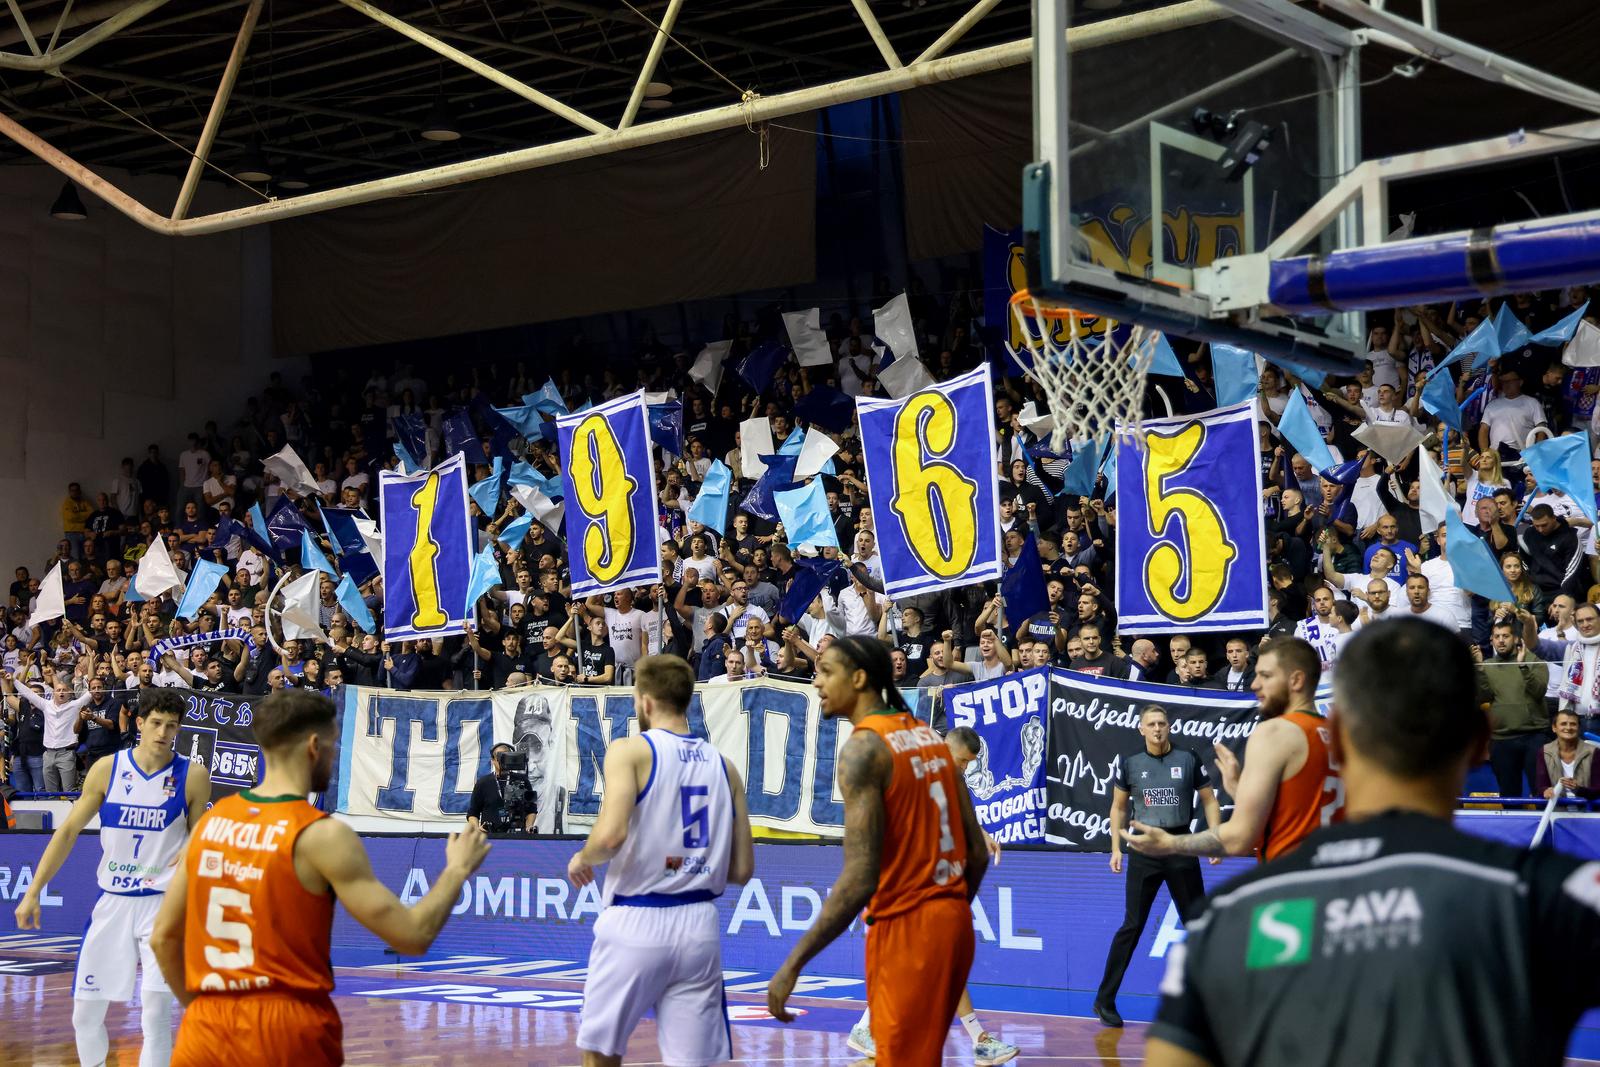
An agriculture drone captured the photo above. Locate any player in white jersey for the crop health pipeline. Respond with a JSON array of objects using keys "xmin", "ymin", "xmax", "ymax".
[
  {"xmin": 15, "ymin": 689, "xmax": 211, "ymax": 1067},
  {"xmin": 568, "ymin": 654, "xmax": 755, "ymax": 1067}
]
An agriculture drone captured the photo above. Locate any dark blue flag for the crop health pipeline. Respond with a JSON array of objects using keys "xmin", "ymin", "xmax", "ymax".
[
  {"xmin": 392, "ymin": 413, "xmax": 428, "ymax": 467},
  {"xmin": 737, "ymin": 341, "xmax": 790, "ymax": 394},
  {"xmin": 320, "ymin": 506, "xmax": 380, "ymax": 585},
  {"xmin": 211, "ymin": 515, "xmax": 278, "ymax": 562},
  {"xmin": 739, "ymin": 453, "xmax": 801, "ymax": 522},
  {"xmin": 266, "ymin": 497, "xmax": 307, "ymax": 556},
  {"xmin": 648, "ymin": 401, "xmax": 684, "ymax": 456},
  {"xmin": 443, "ymin": 409, "xmax": 480, "ymax": 459},
  {"xmin": 1001, "ymin": 533, "xmax": 1050, "ymax": 625},
  {"xmin": 793, "ymin": 385, "xmax": 855, "ymax": 433},
  {"xmin": 778, "ymin": 556, "xmax": 844, "ymax": 624}
]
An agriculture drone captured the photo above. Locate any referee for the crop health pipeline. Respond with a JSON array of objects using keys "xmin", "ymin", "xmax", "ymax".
[
  {"xmin": 1096, "ymin": 704, "xmax": 1222, "ymax": 1027},
  {"xmin": 1148, "ymin": 618, "xmax": 1600, "ymax": 1067}
]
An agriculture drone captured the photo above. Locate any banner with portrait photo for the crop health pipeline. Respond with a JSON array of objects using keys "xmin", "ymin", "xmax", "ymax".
[
  {"xmin": 1114, "ymin": 401, "xmax": 1269, "ymax": 634},
  {"xmin": 378, "ymin": 452, "xmax": 474, "ymax": 642},
  {"xmin": 1043, "ymin": 669, "xmax": 1259, "ymax": 850},
  {"xmin": 556, "ymin": 391, "xmax": 662, "ymax": 598},
  {"xmin": 856, "ymin": 365, "xmax": 1004, "ymax": 598},
  {"xmin": 169, "ymin": 687, "xmax": 265, "ymax": 800}
]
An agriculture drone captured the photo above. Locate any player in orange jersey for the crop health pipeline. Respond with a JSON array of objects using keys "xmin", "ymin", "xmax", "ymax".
[
  {"xmin": 1123, "ymin": 636, "xmax": 1343, "ymax": 864},
  {"xmin": 767, "ymin": 636, "xmax": 989, "ymax": 1066},
  {"xmin": 150, "ymin": 689, "xmax": 490, "ymax": 1067}
]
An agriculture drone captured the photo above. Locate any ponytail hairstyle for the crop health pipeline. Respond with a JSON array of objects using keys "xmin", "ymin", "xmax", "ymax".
[{"xmin": 828, "ymin": 636, "xmax": 914, "ymax": 716}]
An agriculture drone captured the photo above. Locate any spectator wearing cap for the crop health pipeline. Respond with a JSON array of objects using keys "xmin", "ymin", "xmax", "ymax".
[{"xmin": 1479, "ymin": 368, "xmax": 1547, "ymax": 459}]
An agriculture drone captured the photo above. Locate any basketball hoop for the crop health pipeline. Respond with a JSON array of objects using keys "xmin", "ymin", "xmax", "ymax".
[{"xmin": 1004, "ymin": 289, "xmax": 1158, "ymax": 454}]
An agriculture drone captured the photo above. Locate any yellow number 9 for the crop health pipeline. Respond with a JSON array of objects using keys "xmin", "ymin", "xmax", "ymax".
[
  {"xmin": 890, "ymin": 392, "xmax": 978, "ymax": 579},
  {"xmin": 1142, "ymin": 423, "xmax": 1236, "ymax": 622},
  {"xmin": 569, "ymin": 414, "xmax": 637, "ymax": 583}
]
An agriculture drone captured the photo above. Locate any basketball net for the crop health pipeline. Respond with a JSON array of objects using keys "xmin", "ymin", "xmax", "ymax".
[{"xmin": 1004, "ymin": 289, "xmax": 1158, "ymax": 454}]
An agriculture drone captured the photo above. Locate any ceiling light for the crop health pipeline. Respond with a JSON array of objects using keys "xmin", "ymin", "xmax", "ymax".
[
  {"xmin": 277, "ymin": 166, "xmax": 310, "ymax": 191},
  {"xmin": 49, "ymin": 181, "xmax": 87, "ymax": 221},
  {"xmin": 236, "ymin": 142, "xmax": 272, "ymax": 183},
  {"xmin": 420, "ymin": 95, "xmax": 461, "ymax": 142},
  {"xmin": 641, "ymin": 97, "xmax": 673, "ymax": 110},
  {"xmin": 644, "ymin": 58, "xmax": 672, "ymax": 97}
]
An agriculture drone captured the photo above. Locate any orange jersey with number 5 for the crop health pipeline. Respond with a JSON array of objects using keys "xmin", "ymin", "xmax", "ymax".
[
  {"xmin": 183, "ymin": 793, "xmax": 335, "ymax": 996},
  {"xmin": 850, "ymin": 712, "xmax": 969, "ymax": 922},
  {"xmin": 1262, "ymin": 710, "xmax": 1344, "ymax": 862}
]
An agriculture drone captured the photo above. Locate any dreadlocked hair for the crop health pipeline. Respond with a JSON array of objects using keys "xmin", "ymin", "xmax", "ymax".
[{"xmin": 829, "ymin": 636, "xmax": 913, "ymax": 716}]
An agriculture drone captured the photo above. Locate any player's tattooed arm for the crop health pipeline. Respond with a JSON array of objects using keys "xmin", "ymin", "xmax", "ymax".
[
  {"xmin": 768, "ymin": 731, "xmax": 889, "ymax": 1021},
  {"xmin": 1166, "ymin": 828, "xmax": 1230, "ymax": 858}
]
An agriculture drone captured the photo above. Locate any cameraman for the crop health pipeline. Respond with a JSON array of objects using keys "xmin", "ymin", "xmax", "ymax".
[
  {"xmin": 467, "ymin": 742, "xmax": 535, "ymax": 833},
  {"xmin": 1475, "ymin": 614, "xmax": 1550, "ymax": 797}
]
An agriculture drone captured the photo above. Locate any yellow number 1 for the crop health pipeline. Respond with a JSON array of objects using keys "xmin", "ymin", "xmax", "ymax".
[
  {"xmin": 408, "ymin": 473, "xmax": 446, "ymax": 629},
  {"xmin": 1141, "ymin": 423, "xmax": 1236, "ymax": 622}
]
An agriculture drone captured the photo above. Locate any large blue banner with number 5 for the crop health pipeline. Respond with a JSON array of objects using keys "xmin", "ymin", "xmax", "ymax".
[
  {"xmin": 557, "ymin": 390, "xmax": 661, "ymax": 598},
  {"xmin": 857, "ymin": 366, "xmax": 1004, "ymax": 598},
  {"xmin": 1115, "ymin": 401, "xmax": 1268, "ymax": 634},
  {"xmin": 379, "ymin": 451, "xmax": 475, "ymax": 642}
]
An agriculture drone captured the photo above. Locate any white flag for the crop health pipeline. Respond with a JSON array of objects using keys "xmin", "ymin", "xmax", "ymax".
[
  {"xmin": 511, "ymin": 484, "xmax": 565, "ymax": 528},
  {"xmin": 878, "ymin": 354, "xmax": 937, "ymax": 399},
  {"xmin": 1563, "ymin": 319, "xmax": 1600, "ymax": 368},
  {"xmin": 278, "ymin": 569, "xmax": 328, "ymax": 644},
  {"xmin": 263, "ymin": 445, "xmax": 321, "ymax": 497},
  {"xmin": 134, "ymin": 536, "xmax": 184, "ymax": 600},
  {"xmin": 690, "ymin": 340, "xmax": 732, "ymax": 396},
  {"xmin": 1418, "ymin": 448, "xmax": 1454, "ymax": 535},
  {"xmin": 1018, "ymin": 401, "xmax": 1055, "ymax": 438},
  {"xmin": 795, "ymin": 428, "xmax": 840, "ymax": 480},
  {"xmin": 873, "ymin": 292, "xmax": 918, "ymax": 362},
  {"xmin": 740, "ymin": 416, "xmax": 774, "ymax": 479},
  {"xmin": 1352, "ymin": 422, "xmax": 1424, "ymax": 467},
  {"xmin": 351, "ymin": 515, "xmax": 383, "ymax": 559},
  {"xmin": 783, "ymin": 307, "xmax": 834, "ymax": 368},
  {"xmin": 27, "ymin": 562, "xmax": 64, "ymax": 628}
]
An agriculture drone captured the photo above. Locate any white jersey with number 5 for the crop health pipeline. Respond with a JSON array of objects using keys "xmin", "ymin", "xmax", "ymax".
[
  {"xmin": 601, "ymin": 729, "xmax": 732, "ymax": 905},
  {"xmin": 96, "ymin": 748, "xmax": 192, "ymax": 895}
]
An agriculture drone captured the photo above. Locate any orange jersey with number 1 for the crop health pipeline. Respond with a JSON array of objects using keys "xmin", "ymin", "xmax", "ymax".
[{"xmin": 1262, "ymin": 710, "xmax": 1344, "ymax": 863}]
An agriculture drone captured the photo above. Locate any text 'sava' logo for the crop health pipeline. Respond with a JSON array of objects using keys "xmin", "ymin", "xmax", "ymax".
[{"xmin": 1245, "ymin": 898, "xmax": 1314, "ymax": 969}]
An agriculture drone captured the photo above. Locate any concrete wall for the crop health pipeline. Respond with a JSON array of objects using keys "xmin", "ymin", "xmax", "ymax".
[{"xmin": 0, "ymin": 164, "xmax": 297, "ymax": 578}]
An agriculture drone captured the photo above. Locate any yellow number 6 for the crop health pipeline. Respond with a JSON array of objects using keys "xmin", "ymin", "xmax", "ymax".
[
  {"xmin": 569, "ymin": 414, "xmax": 637, "ymax": 584},
  {"xmin": 408, "ymin": 473, "xmax": 446, "ymax": 629},
  {"xmin": 890, "ymin": 392, "xmax": 978, "ymax": 579},
  {"xmin": 1141, "ymin": 423, "xmax": 1236, "ymax": 622}
]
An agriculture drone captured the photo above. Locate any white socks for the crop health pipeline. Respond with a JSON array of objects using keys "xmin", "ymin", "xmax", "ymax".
[
  {"xmin": 72, "ymin": 998, "xmax": 110, "ymax": 1067},
  {"xmin": 961, "ymin": 1011, "xmax": 985, "ymax": 1042},
  {"xmin": 139, "ymin": 989, "xmax": 175, "ymax": 1067},
  {"xmin": 856, "ymin": 1006, "xmax": 872, "ymax": 1029}
]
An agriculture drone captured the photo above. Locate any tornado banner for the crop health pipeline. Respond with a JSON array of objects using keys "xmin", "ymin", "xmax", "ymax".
[
  {"xmin": 1115, "ymin": 400, "xmax": 1269, "ymax": 633},
  {"xmin": 1044, "ymin": 669, "xmax": 1258, "ymax": 850},
  {"xmin": 945, "ymin": 667, "xmax": 1052, "ymax": 844},
  {"xmin": 856, "ymin": 365, "xmax": 1004, "ymax": 597},
  {"xmin": 378, "ymin": 451, "xmax": 474, "ymax": 642},
  {"xmin": 556, "ymin": 390, "xmax": 661, "ymax": 597}
]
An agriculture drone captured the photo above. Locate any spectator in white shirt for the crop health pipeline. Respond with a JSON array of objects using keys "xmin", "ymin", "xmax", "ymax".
[
  {"xmin": 718, "ymin": 577, "xmax": 773, "ymax": 641},
  {"xmin": 824, "ymin": 572, "xmax": 882, "ymax": 637},
  {"xmin": 1478, "ymin": 369, "xmax": 1547, "ymax": 456},
  {"xmin": 3, "ymin": 673, "xmax": 90, "ymax": 791},
  {"xmin": 176, "ymin": 434, "xmax": 211, "ymax": 515},
  {"xmin": 201, "ymin": 459, "xmax": 237, "ymax": 515},
  {"xmin": 1401, "ymin": 574, "xmax": 1457, "ymax": 629},
  {"xmin": 111, "ymin": 457, "xmax": 141, "ymax": 517}
]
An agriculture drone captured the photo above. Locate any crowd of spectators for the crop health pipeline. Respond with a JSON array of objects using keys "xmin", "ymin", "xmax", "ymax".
[{"xmin": 5, "ymin": 284, "xmax": 1600, "ymax": 802}]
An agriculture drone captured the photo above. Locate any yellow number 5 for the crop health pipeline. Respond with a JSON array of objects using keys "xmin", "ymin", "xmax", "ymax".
[
  {"xmin": 408, "ymin": 473, "xmax": 446, "ymax": 629},
  {"xmin": 570, "ymin": 414, "xmax": 637, "ymax": 583},
  {"xmin": 1142, "ymin": 423, "xmax": 1236, "ymax": 622},
  {"xmin": 890, "ymin": 392, "xmax": 977, "ymax": 579}
]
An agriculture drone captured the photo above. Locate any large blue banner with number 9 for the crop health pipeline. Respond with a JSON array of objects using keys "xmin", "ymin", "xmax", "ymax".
[
  {"xmin": 556, "ymin": 390, "xmax": 661, "ymax": 598},
  {"xmin": 857, "ymin": 366, "xmax": 1004, "ymax": 598},
  {"xmin": 1115, "ymin": 401, "xmax": 1268, "ymax": 634}
]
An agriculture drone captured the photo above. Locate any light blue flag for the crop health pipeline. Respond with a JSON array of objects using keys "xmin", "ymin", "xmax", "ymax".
[
  {"xmin": 556, "ymin": 390, "xmax": 662, "ymax": 597},
  {"xmin": 1146, "ymin": 333, "xmax": 1184, "ymax": 378},
  {"xmin": 1444, "ymin": 508, "xmax": 1515, "ymax": 602},
  {"xmin": 1421, "ymin": 366, "xmax": 1463, "ymax": 432},
  {"xmin": 498, "ymin": 514, "xmax": 533, "ymax": 550},
  {"xmin": 123, "ymin": 580, "xmax": 145, "ymax": 604},
  {"xmin": 688, "ymin": 460, "xmax": 733, "ymax": 534},
  {"xmin": 493, "ymin": 403, "xmax": 544, "ymax": 439},
  {"xmin": 1278, "ymin": 388, "xmax": 1337, "ymax": 473},
  {"xmin": 1211, "ymin": 342, "xmax": 1258, "ymax": 407},
  {"xmin": 774, "ymin": 478, "xmax": 839, "ymax": 549},
  {"xmin": 468, "ymin": 457, "xmax": 504, "ymax": 518},
  {"xmin": 1440, "ymin": 317, "xmax": 1500, "ymax": 371},
  {"xmin": 525, "ymin": 378, "xmax": 568, "ymax": 416},
  {"xmin": 175, "ymin": 559, "xmax": 230, "ymax": 620},
  {"xmin": 300, "ymin": 529, "xmax": 338, "ymax": 578},
  {"xmin": 334, "ymin": 573, "xmax": 376, "ymax": 634},
  {"xmin": 1493, "ymin": 302, "xmax": 1532, "ymax": 354},
  {"xmin": 248, "ymin": 502, "xmax": 270, "ymax": 543},
  {"xmin": 778, "ymin": 426, "xmax": 806, "ymax": 455},
  {"xmin": 1099, "ymin": 442, "xmax": 1118, "ymax": 499},
  {"xmin": 379, "ymin": 451, "xmax": 474, "ymax": 641},
  {"xmin": 1061, "ymin": 440, "xmax": 1101, "ymax": 496},
  {"xmin": 393, "ymin": 438, "xmax": 422, "ymax": 475},
  {"xmin": 463, "ymin": 542, "xmax": 501, "ymax": 615},
  {"xmin": 1532, "ymin": 301, "xmax": 1590, "ymax": 346},
  {"xmin": 508, "ymin": 461, "xmax": 562, "ymax": 499},
  {"xmin": 1523, "ymin": 433, "xmax": 1598, "ymax": 524}
]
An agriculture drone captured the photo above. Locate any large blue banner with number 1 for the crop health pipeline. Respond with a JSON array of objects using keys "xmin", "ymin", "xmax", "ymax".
[
  {"xmin": 557, "ymin": 390, "xmax": 661, "ymax": 598},
  {"xmin": 857, "ymin": 365, "xmax": 1004, "ymax": 597},
  {"xmin": 378, "ymin": 451, "xmax": 474, "ymax": 642},
  {"xmin": 1115, "ymin": 400, "xmax": 1268, "ymax": 634}
]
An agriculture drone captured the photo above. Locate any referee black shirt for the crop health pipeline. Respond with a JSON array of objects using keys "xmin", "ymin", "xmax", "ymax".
[
  {"xmin": 1118, "ymin": 745, "xmax": 1209, "ymax": 830},
  {"xmin": 1151, "ymin": 810, "xmax": 1600, "ymax": 1066}
]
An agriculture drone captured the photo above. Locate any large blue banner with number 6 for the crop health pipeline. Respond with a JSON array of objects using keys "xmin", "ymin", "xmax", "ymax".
[
  {"xmin": 556, "ymin": 390, "xmax": 661, "ymax": 598},
  {"xmin": 1114, "ymin": 401, "xmax": 1268, "ymax": 634},
  {"xmin": 379, "ymin": 451, "xmax": 475, "ymax": 642},
  {"xmin": 857, "ymin": 365, "xmax": 1004, "ymax": 598}
]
